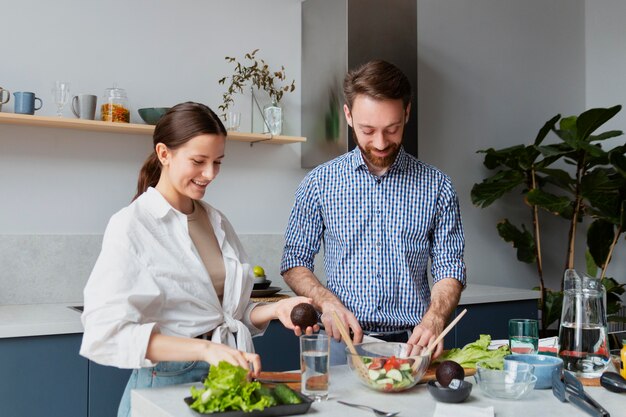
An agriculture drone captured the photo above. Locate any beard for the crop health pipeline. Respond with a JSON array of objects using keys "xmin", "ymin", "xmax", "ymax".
[{"xmin": 352, "ymin": 130, "xmax": 402, "ymax": 170}]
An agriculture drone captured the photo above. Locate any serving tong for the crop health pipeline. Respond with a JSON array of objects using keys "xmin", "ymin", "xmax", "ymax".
[{"xmin": 552, "ymin": 369, "xmax": 610, "ymax": 417}]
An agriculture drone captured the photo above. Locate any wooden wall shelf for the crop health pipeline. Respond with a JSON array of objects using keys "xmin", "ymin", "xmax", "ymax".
[{"xmin": 0, "ymin": 113, "xmax": 306, "ymax": 145}]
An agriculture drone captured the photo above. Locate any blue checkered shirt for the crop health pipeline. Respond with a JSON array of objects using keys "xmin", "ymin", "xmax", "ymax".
[{"xmin": 281, "ymin": 147, "xmax": 466, "ymax": 332}]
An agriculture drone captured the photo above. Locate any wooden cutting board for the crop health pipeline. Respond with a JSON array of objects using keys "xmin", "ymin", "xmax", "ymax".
[{"xmin": 419, "ymin": 364, "xmax": 476, "ymax": 383}]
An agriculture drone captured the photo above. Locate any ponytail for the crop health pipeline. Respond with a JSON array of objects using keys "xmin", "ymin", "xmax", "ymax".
[{"xmin": 133, "ymin": 152, "xmax": 161, "ymax": 201}]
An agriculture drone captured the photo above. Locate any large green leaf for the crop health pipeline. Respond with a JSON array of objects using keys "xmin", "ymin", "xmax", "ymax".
[
  {"xmin": 526, "ymin": 189, "xmax": 572, "ymax": 215},
  {"xmin": 585, "ymin": 250, "xmax": 598, "ymax": 277},
  {"xmin": 536, "ymin": 168, "xmax": 574, "ymax": 191},
  {"xmin": 587, "ymin": 219, "xmax": 615, "ymax": 269},
  {"xmin": 496, "ymin": 219, "xmax": 536, "ymax": 263},
  {"xmin": 589, "ymin": 130, "xmax": 624, "ymax": 142},
  {"xmin": 471, "ymin": 170, "xmax": 525, "ymax": 208},
  {"xmin": 609, "ymin": 150, "xmax": 626, "ymax": 178},
  {"xmin": 576, "ymin": 105, "xmax": 622, "ymax": 142},
  {"xmin": 534, "ymin": 114, "xmax": 561, "ymax": 146},
  {"xmin": 543, "ymin": 289, "xmax": 564, "ymax": 328}
]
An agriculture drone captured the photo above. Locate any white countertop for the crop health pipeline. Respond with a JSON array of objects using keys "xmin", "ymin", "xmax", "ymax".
[
  {"xmin": 130, "ymin": 365, "xmax": 622, "ymax": 417},
  {"xmin": 0, "ymin": 284, "xmax": 538, "ymax": 339}
]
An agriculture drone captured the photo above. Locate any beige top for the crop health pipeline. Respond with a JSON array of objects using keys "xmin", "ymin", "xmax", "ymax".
[{"xmin": 187, "ymin": 200, "xmax": 226, "ymax": 301}]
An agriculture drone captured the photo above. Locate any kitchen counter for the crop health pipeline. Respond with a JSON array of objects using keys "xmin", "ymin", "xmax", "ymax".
[
  {"xmin": 0, "ymin": 284, "xmax": 538, "ymax": 339},
  {"xmin": 130, "ymin": 365, "xmax": 622, "ymax": 417}
]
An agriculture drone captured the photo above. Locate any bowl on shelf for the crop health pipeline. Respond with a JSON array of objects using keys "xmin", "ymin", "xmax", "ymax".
[
  {"xmin": 253, "ymin": 280, "xmax": 272, "ymax": 290},
  {"xmin": 138, "ymin": 107, "xmax": 170, "ymax": 125},
  {"xmin": 504, "ymin": 354, "xmax": 563, "ymax": 389},
  {"xmin": 474, "ymin": 360, "xmax": 536, "ymax": 400},
  {"xmin": 345, "ymin": 342, "xmax": 430, "ymax": 392},
  {"xmin": 427, "ymin": 379, "xmax": 472, "ymax": 403}
]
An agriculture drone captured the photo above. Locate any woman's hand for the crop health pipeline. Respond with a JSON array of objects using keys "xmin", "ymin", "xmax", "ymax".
[
  {"xmin": 202, "ymin": 341, "xmax": 262, "ymax": 377},
  {"xmin": 273, "ymin": 296, "xmax": 320, "ymax": 336}
]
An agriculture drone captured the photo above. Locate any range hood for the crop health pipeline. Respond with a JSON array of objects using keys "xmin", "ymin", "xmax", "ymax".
[{"xmin": 301, "ymin": 0, "xmax": 417, "ymax": 168}]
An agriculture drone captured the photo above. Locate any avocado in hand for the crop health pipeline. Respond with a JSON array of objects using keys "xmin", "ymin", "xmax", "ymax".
[{"xmin": 290, "ymin": 303, "xmax": 318, "ymax": 328}]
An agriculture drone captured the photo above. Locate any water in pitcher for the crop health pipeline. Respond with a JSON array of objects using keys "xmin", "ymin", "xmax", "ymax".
[
  {"xmin": 301, "ymin": 350, "xmax": 329, "ymax": 400},
  {"xmin": 558, "ymin": 269, "xmax": 610, "ymax": 378}
]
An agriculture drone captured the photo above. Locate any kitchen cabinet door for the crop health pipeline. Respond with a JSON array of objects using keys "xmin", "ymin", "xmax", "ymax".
[
  {"xmin": 253, "ymin": 320, "xmax": 300, "ymax": 371},
  {"xmin": 0, "ymin": 333, "xmax": 88, "ymax": 417},
  {"xmin": 88, "ymin": 362, "xmax": 132, "ymax": 417}
]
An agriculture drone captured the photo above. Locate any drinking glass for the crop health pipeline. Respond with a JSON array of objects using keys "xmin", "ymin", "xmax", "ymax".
[
  {"xmin": 509, "ymin": 319, "xmax": 539, "ymax": 354},
  {"xmin": 52, "ymin": 81, "xmax": 71, "ymax": 117},
  {"xmin": 226, "ymin": 111, "xmax": 241, "ymax": 131},
  {"xmin": 300, "ymin": 334, "xmax": 329, "ymax": 401}
]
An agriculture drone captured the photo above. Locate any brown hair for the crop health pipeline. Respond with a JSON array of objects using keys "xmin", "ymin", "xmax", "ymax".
[
  {"xmin": 133, "ymin": 102, "xmax": 227, "ymax": 201},
  {"xmin": 343, "ymin": 60, "xmax": 412, "ymax": 110}
]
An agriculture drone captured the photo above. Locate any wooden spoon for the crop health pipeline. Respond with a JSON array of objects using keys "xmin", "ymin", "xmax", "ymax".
[
  {"xmin": 425, "ymin": 308, "xmax": 467, "ymax": 356},
  {"xmin": 331, "ymin": 311, "xmax": 369, "ymax": 378}
]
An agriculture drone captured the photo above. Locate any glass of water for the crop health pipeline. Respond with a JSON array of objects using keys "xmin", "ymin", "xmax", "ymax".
[
  {"xmin": 300, "ymin": 334, "xmax": 329, "ymax": 401},
  {"xmin": 509, "ymin": 319, "xmax": 539, "ymax": 354}
]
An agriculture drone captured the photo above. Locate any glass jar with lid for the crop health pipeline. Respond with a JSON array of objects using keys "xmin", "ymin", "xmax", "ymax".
[{"xmin": 101, "ymin": 85, "xmax": 130, "ymax": 123}]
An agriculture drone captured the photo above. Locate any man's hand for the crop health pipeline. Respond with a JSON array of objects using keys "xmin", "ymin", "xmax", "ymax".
[
  {"xmin": 408, "ymin": 277, "xmax": 463, "ymax": 359},
  {"xmin": 319, "ymin": 299, "xmax": 363, "ymax": 344},
  {"xmin": 408, "ymin": 319, "xmax": 444, "ymax": 358}
]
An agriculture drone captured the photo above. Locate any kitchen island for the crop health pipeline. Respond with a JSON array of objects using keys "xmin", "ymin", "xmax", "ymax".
[{"xmin": 131, "ymin": 365, "xmax": 623, "ymax": 417}]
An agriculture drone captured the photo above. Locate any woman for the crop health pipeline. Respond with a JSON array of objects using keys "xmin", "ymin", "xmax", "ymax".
[{"xmin": 80, "ymin": 102, "xmax": 315, "ymax": 417}]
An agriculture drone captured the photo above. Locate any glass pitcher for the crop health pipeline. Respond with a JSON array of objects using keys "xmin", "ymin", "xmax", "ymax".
[{"xmin": 558, "ymin": 269, "xmax": 610, "ymax": 378}]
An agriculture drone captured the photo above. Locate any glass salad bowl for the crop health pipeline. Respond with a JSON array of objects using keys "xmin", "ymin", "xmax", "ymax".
[{"xmin": 345, "ymin": 342, "xmax": 430, "ymax": 392}]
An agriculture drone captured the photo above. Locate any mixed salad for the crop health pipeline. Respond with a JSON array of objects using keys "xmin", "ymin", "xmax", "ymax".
[{"xmin": 361, "ymin": 355, "xmax": 416, "ymax": 391}]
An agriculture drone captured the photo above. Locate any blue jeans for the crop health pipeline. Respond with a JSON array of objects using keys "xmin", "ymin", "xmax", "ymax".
[{"xmin": 117, "ymin": 361, "xmax": 209, "ymax": 417}]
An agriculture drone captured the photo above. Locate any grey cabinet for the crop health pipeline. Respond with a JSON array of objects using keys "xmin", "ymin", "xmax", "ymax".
[{"xmin": 0, "ymin": 334, "xmax": 88, "ymax": 417}]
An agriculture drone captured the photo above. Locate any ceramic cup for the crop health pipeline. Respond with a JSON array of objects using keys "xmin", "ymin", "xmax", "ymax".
[
  {"xmin": 14, "ymin": 91, "xmax": 43, "ymax": 115},
  {"xmin": 71, "ymin": 94, "xmax": 97, "ymax": 120},
  {"xmin": 0, "ymin": 87, "xmax": 10, "ymax": 112}
]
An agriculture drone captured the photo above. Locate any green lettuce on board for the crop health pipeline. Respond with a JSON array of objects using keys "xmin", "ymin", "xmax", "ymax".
[
  {"xmin": 189, "ymin": 362, "xmax": 275, "ymax": 413},
  {"xmin": 434, "ymin": 334, "xmax": 510, "ymax": 369}
]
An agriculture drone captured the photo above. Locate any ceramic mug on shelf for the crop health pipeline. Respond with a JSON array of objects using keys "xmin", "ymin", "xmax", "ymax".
[
  {"xmin": 13, "ymin": 91, "xmax": 43, "ymax": 115},
  {"xmin": 72, "ymin": 94, "xmax": 97, "ymax": 120},
  {"xmin": 0, "ymin": 86, "xmax": 10, "ymax": 112}
]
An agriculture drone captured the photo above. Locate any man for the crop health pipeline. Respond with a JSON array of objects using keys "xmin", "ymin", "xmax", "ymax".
[{"xmin": 281, "ymin": 60, "xmax": 466, "ymax": 364}]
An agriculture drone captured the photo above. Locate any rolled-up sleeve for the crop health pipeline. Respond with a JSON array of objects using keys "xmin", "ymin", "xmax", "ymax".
[
  {"xmin": 280, "ymin": 174, "xmax": 324, "ymax": 275},
  {"xmin": 80, "ymin": 215, "xmax": 161, "ymax": 369},
  {"xmin": 430, "ymin": 177, "xmax": 466, "ymax": 287}
]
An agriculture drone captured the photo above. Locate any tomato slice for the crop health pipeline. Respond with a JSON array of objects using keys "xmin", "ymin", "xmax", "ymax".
[
  {"xmin": 369, "ymin": 358, "xmax": 385, "ymax": 370},
  {"xmin": 383, "ymin": 355, "xmax": 399, "ymax": 372}
]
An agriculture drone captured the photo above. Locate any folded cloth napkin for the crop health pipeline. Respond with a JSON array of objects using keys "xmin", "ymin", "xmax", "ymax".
[{"xmin": 433, "ymin": 403, "xmax": 494, "ymax": 417}]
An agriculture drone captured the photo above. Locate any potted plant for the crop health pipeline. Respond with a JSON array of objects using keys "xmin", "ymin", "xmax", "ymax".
[
  {"xmin": 218, "ymin": 49, "xmax": 295, "ymax": 135},
  {"xmin": 471, "ymin": 105, "xmax": 626, "ymax": 332}
]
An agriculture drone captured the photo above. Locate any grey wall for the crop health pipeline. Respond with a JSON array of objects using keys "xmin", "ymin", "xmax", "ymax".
[{"xmin": 418, "ymin": 0, "xmax": 588, "ymax": 291}]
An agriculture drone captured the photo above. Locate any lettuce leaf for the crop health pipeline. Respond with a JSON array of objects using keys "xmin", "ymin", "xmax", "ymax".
[
  {"xmin": 189, "ymin": 362, "xmax": 274, "ymax": 413},
  {"xmin": 434, "ymin": 334, "xmax": 510, "ymax": 369}
]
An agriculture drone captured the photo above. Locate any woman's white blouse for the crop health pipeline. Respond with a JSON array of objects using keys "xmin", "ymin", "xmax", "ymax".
[{"xmin": 80, "ymin": 187, "xmax": 263, "ymax": 369}]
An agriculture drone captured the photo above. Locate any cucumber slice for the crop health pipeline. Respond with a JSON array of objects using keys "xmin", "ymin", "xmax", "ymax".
[
  {"xmin": 376, "ymin": 378, "xmax": 394, "ymax": 385},
  {"xmin": 386, "ymin": 369, "xmax": 403, "ymax": 382},
  {"xmin": 368, "ymin": 369, "xmax": 382, "ymax": 380},
  {"xmin": 399, "ymin": 363, "xmax": 411, "ymax": 371}
]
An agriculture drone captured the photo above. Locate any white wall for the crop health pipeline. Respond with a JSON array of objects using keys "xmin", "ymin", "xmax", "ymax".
[
  {"xmin": 1, "ymin": 0, "xmax": 304, "ymax": 235},
  {"xmin": 417, "ymin": 0, "xmax": 588, "ymax": 291}
]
